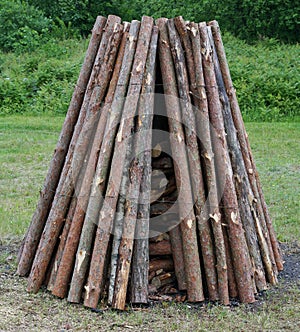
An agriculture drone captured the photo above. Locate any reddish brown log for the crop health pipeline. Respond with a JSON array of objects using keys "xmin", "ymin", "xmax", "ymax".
[
  {"xmin": 222, "ymin": 224, "xmax": 238, "ymax": 298},
  {"xmin": 51, "ymin": 22, "xmax": 124, "ymax": 300},
  {"xmin": 47, "ymin": 196, "xmax": 77, "ymax": 291},
  {"xmin": 85, "ymin": 17, "xmax": 154, "ymax": 310},
  {"xmin": 149, "ymin": 258, "xmax": 174, "ymax": 273},
  {"xmin": 207, "ymin": 26, "xmax": 272, "ymax": 290},
  {"xmin": 208, "ymin": 20, "xmax": 283, "ymax": 272},
  {"xmin": 199, "ymin": 22, "xmax": 255, "ymax": 303},
  {"xmin": 26, "ymin": 16, "xmax": 122, "ymax": 294},
  {"xmin": 149, "ymin": 240, "xmax": 172, "ymax": 256},
  {"xmin": 174, "ymin": 17, "xmax": 223, "ymax": 303},
  {"xmin": 157, "ymin": 17, "xmax": 204, "ymax": 303},
  {"xmin": 17, "ymin": 16, "xmax": 107, "ymax": 276},
  {"xmin": 168, "ymin": 226, "xmax": 187, "ymax": 290}
]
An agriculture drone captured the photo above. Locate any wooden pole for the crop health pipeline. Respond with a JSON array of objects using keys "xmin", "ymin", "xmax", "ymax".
[
  {"xmin": 26, "ymin": 16, "xmax": 122, "ymax": 293},
  {"xmin": 17, "ymin": 16, "xmax": 107, "ymax": 277},
  {"xmin": 208, "ymin": 20, "xmax": 283, "ymax": 272},
  {"xmin": 173, "ymin": 17, "xmax": 227, "ymax": 303},
  {"xmin": 130, "ymin": 26, "xmax": 158, "ymax": 305},
  {"xmin": 207, "ymin": 26, "xmax": 274, "ymax": 289},
  {"xmin": 49, "ymin": 22, "xmax": 125, "ymax": 301},
  {"xmin": 199, "ymin": 22, "xmax": 255, "ymax": 303},
  {"xmin": 156, "ymin": 17, "xmax": 204, "ymax": 303},
  {"xmin": 84, "ymin": 17, "xmax": 154, "ymax": 309}
]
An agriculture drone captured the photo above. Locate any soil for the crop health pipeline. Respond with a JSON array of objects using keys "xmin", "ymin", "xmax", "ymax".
[{"xmin": 0, "ymin": 240, "xmax": 299, "ymax": 331}]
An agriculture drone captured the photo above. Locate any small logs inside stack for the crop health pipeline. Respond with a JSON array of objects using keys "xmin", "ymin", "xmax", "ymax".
[{"xmin": 17, "ymin": 14, "xmax": 283, "ymax": 311}]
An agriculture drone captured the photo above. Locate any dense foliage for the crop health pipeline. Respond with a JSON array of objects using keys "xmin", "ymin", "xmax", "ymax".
[
  {"xmin": 26, "ymin": 0, "xmax": 300, "ymax": 42},
  {"xmin": 0, "ymin": 0, "xmax": 299, "ymax": 120}
]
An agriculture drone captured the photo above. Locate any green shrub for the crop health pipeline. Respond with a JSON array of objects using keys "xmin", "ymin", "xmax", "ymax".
[{"xmin": 0, "ymin": 0, "xmax": 51, "ymax": 52}]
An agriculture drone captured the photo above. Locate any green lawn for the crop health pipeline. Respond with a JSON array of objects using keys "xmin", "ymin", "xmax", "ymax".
[
  {"xmin": 0, "ymin": 115, "xmax": 299, "ymax": 242},
  {"xmin": 0, "ymin": 115, "xmax": 299, "ymax": 331}
]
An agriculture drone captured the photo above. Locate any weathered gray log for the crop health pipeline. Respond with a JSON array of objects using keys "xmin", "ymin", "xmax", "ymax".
[
  {"xmin": 131, "ymin": 26, "xmax": 158, "ymax": 304},
  {"xmin": 199, "ymin": 22, "xmax": 255, "ymax": 303},
  {"xmin": 17, "ymin": 16, "xmax": 107, "ymax": 277},
  {"xmin": 26, "ymin": 16, "xmax": 122, "ymax": 293},
  {"xmin": 157, "ymin": 17, "xmax": 204, "ymax": 303}
]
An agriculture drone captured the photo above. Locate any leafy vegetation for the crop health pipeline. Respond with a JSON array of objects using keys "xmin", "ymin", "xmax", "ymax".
[{"xmin": 0, "ymin": 0, "xmax": 299, "ymax": 120}]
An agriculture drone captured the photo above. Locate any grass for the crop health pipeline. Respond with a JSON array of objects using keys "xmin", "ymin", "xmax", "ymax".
[
  {"xmin": 0, "ymin": 115, "xmax": 299, "ymax": 331},
  {"xmin": 0, "ymin": 116, "xmax": 299, "ymax": 242}
]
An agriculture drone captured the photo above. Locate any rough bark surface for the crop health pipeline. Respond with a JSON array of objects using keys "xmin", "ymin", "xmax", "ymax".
[{"xmin": 17, "ymin": 16, "xmax": 107, "ymax": 277}]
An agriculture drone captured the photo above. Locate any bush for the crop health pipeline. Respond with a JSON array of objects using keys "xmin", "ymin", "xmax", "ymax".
[{"xmin": 0, "ymin": 0, "xmax": 51, "ymax": 52}]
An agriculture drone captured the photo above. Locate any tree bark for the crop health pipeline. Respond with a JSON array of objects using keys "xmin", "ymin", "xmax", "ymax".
[
  {"xmin": 208, "ymin": 20, "xmax": 283, "ymax": 272},
  {"xmin": 84, "ymin": 17, "xmax": 154, "ymax": 309},
  {"xmin": 17, "ymin": 16, "xmax": 107, "ymax": 277},
  {"xmin": 111, "ymin": 20, "xmax": 156, "ymax": 310},
  {"xmin": 156, "ymin": 18, "xmax": 204, "ymax": 303},
  {"xmin": 168, "ymin": 226, "xmax": 187, "ymax": 290},
  {"xmin": 170, "ymin": 18, "xmax": 229, "ymax": 304},
  {"xmin": 199, "ymin": 22, "xmax": 255, "ymax": 303},
  {"xmin": 26, "ymin": 16, "xmax": 122, "ymax": 294},
  {"xmin": 51, "ymin": 22, "xmax": 124, "ymax": 300},
  {"xmin": 207, "ymin": 26, "xmax": 273, "ymax": 290},
  {"xmin": 131, "ymin": 26, "xmax": 158, "ymax": 305},
  {"xmin": 47, "ymin": 196, "xmax": 77, "ymax": 291}
]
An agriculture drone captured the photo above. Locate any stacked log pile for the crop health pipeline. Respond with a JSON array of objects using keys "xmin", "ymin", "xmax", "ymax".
[{"xmin": 17, "ymin": 14, "xmax": 283, "ymax": 311}]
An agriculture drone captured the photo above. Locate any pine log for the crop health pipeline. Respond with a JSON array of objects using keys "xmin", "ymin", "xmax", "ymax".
[
  {"xmin": 168, "ymin": 226, "xmax": 187, "ymax": 290},
  {"xmin": 157, "ymin": 17, "xmax": 204, "ymax": 303},
  {"xmin": 151, "ymin": 272, "xmax": 176, "ymax": 288},
  {"xmin": 149, "ymin": 233, "xmax": 170, "ymax": 243},
  {"xmin": 199, "ymin": 22, "xmax": 255, "ymax": 303},
  {"xmin": 149, "ymin": 240, "xmax": 172, "ymax": 256},
  {"xmin": 84, "ymin": 17, "xmax": 154, "ymax": 309},
  {"xmin": 107, "ymin": 143, "xmax": 131, "ymax": 304},
  {"xmin": 169, "ymin": 19, "xmax": 229, "ymax": 303},
  {"xmin": 26, "ymin": 16, "xmax": 122, "ymax": 294},
  {"xmin": 150, "ymin": 202, "xmax": 175, "ymax": 216},
  {"xmin": 207, "ymin": 26, "xmax": 275, "ymax": 289},
  {"xmin": 150, "ymin": 213, "xmax": 180, "ymax": 237},
  {"xmin": 51, "ymin": 22, "xmax": 124, "ymax": 299},
  {"xmin": 47, "ymin": 196, "xmax": 77, "ymax": 291},
  {"xmin": 111, "ymin": 20, "xmax": 156, "ymax": 310},
  {"xmin": 208, "ymin": 20, "xmax": 283, "ymax": 272},
  {"xmin": 17, "ymin": 16, "xmax": 107, "ymax": 277},
  {"xmin": 222, "ymin": 224, "xmax": 238, "ymax": 298},
  {"xmin": 65, "ymin": 22, "xmax": 133, "ymax": 304},
  {"xmin": 174, "ymin": 17, "xmax": 222, "ymax": 302},
  {"xmin": 131, "ymin": 27, "xmax": 158, "ymax": 304}
]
